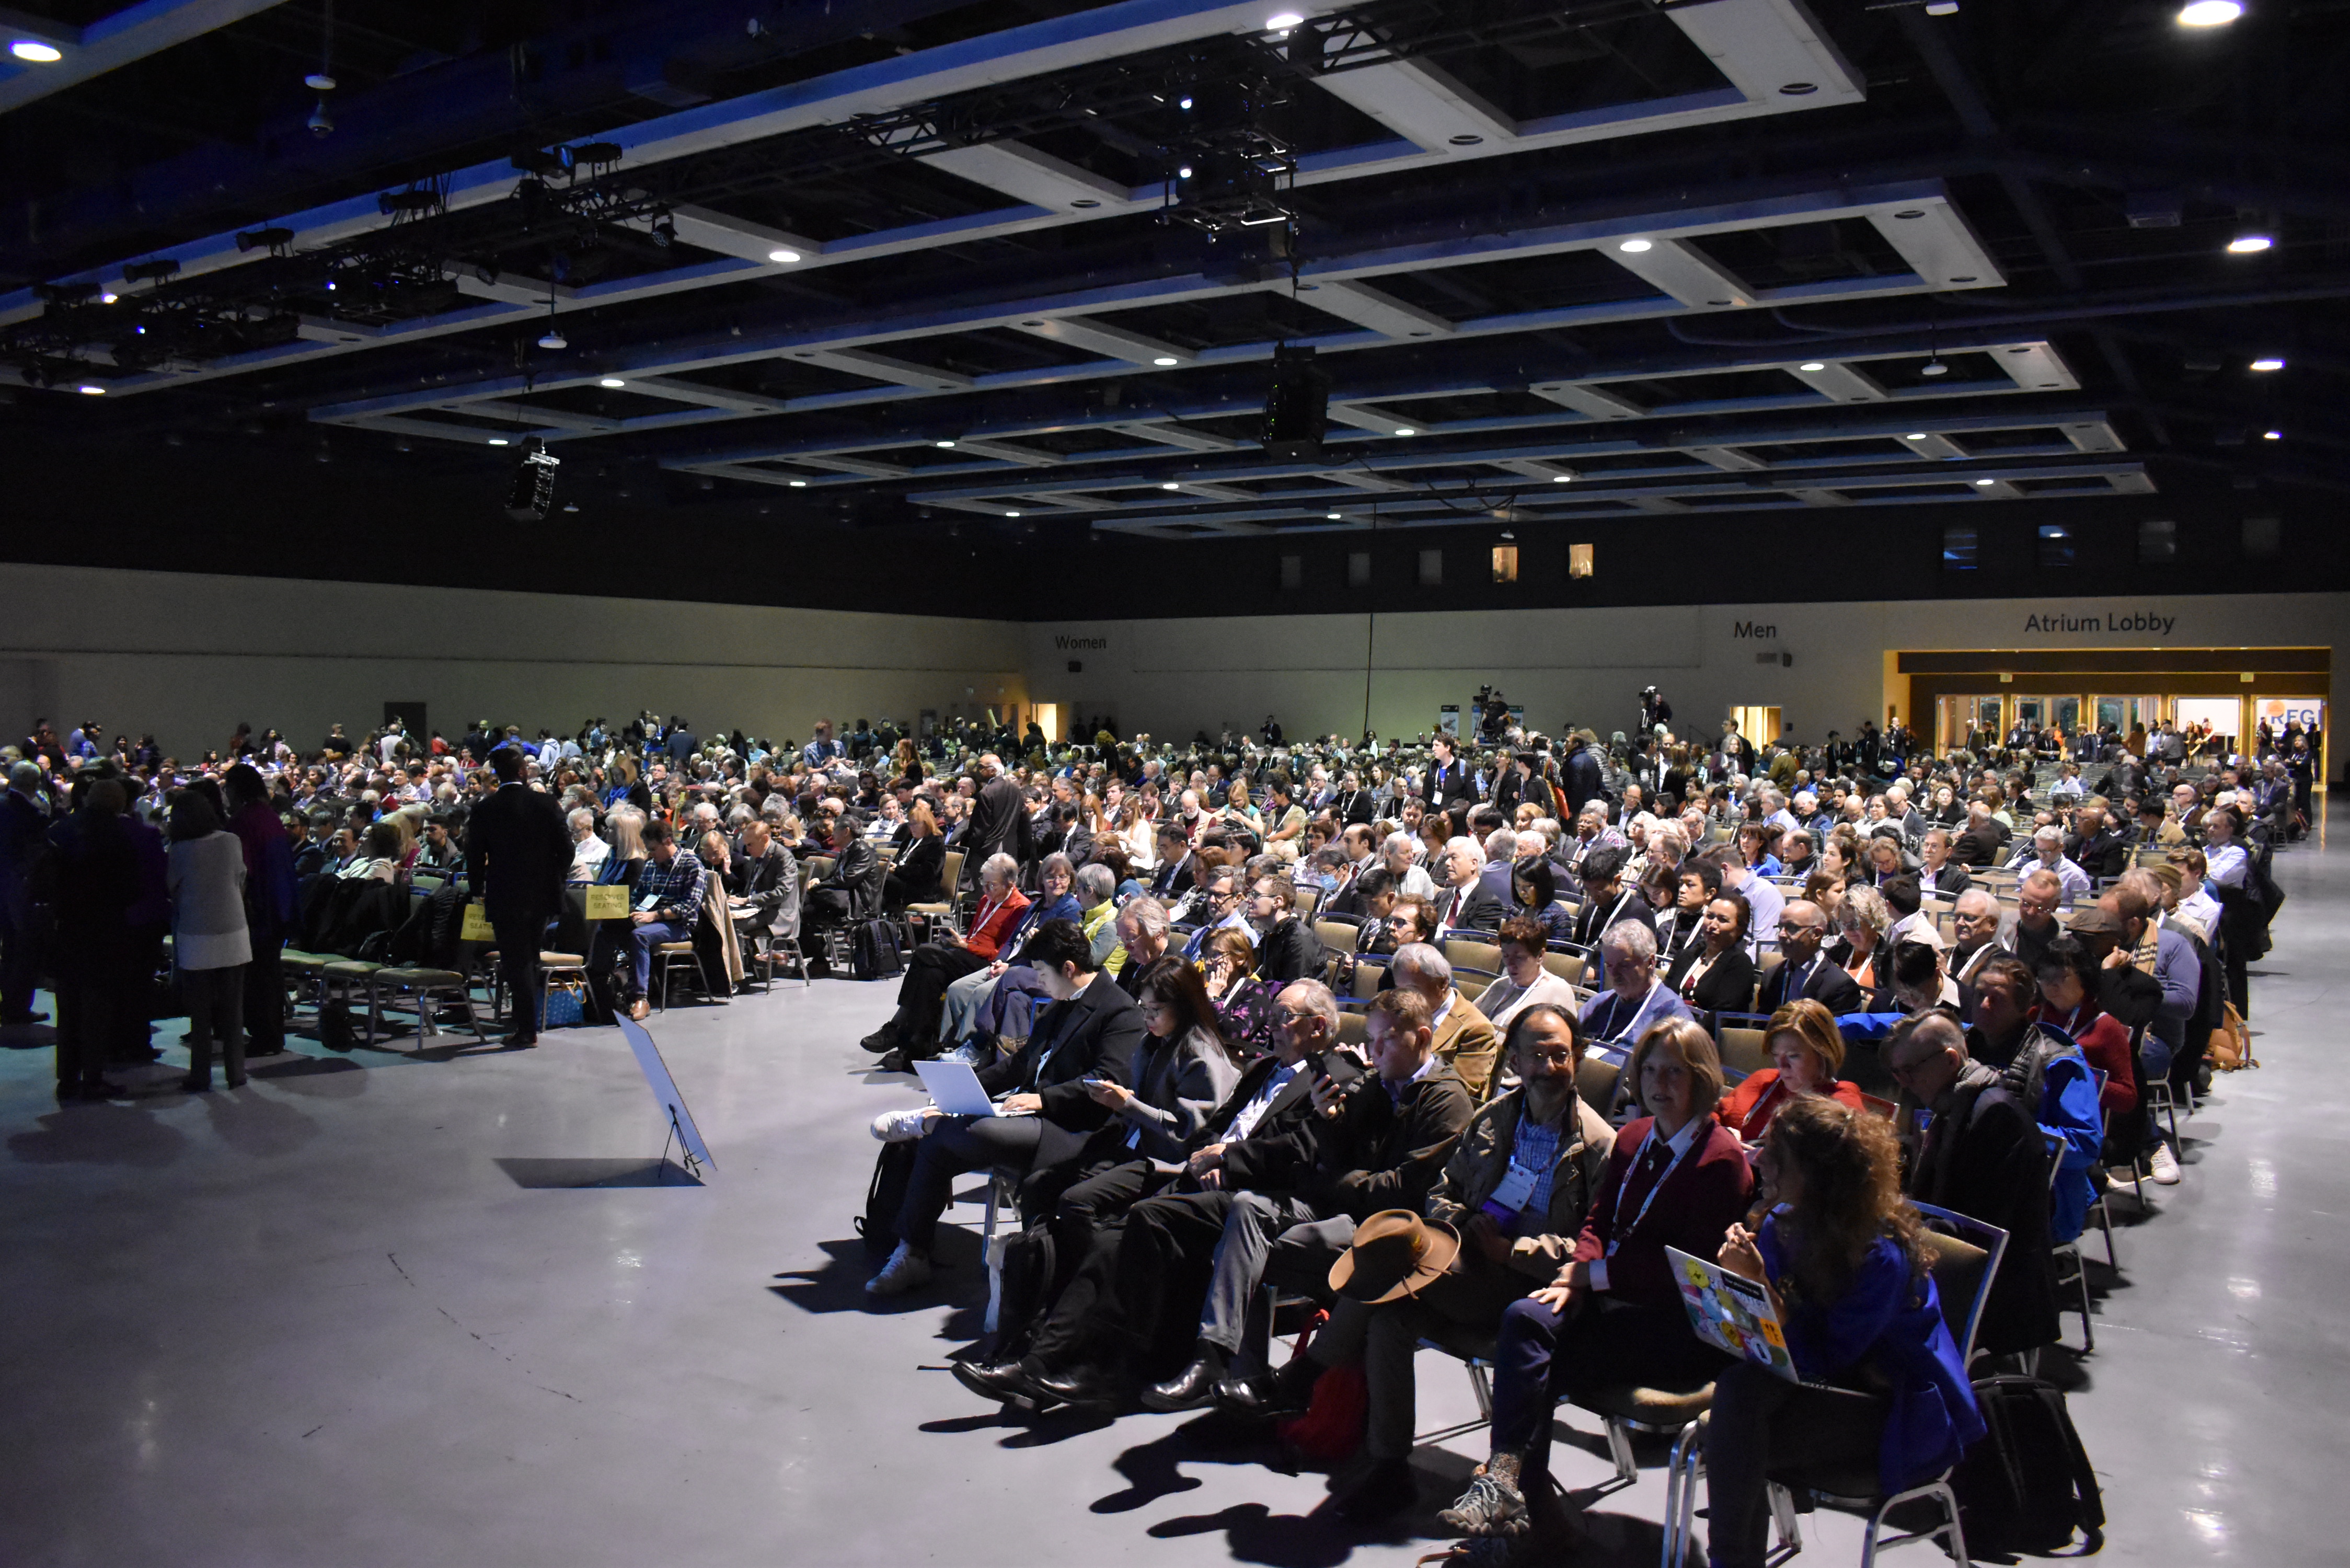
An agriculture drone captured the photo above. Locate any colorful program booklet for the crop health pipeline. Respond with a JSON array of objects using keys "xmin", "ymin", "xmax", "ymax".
[{"xmin": 1666, "ymin": 1246, "xmax": 1799, "ymax": 1381}]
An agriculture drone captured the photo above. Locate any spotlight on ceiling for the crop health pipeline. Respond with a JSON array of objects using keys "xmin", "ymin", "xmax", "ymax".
[
  {"xmin": 235, "ymin": 226, "xmax": 294, "ymax": 253},
  {"xmin": 650, "ymin": 213, "xmax": 676, "ymax": 248},
  {"xmin": 766, "ymin": 247, "xmax": 802, "ymax": 264},
  {"xmin": 1326, "ymin": 511, "xmax": 1342, "ymax": 520},
  {"xmin": 2178, "ymin": 0, "xmax": 2242, "ymax": 24},
  {"xmin": 488, "ymin": 437, "xmax": 511, "ymax": 446},
  {"xmin": 307, "ymin": 97, "xmax": 333, "ymax": 136},
  {"xmin": 1973, "ymin": 478, "xmax": 1996, "ymax": 487},
  {"xmin": 1617, "ymin": 238, "xmax": 1654, "ymax": 253},
  {"xmin": 1921, "ymin": 360, "xmax": 1949, "ymax": 377},
  {"xmin": 2227, "ymin": 232, "xmax": 2272, "ymax": 253},
  {"xmin": 77, "ymin": 383, "xmax": 105, "ymax": 395},
  {"xmin": 1799, "ymin": 361, "xmax": 1826, "ymax": 372},
  {"xmin": 1161, "ymin": 481, "xmax": 1180, "ymax": 490},
  {"xmin": 935, "ymin": 439, "xmax": 957, "ymax": 448},
  {"xmin": 1393, "ymin": 426, "xmax": 1416, "ymax": 436},
  {"xmin": 539, "ymin": 328, "xmax": 567, "ymax": 350},
  {"xmin": 1004, "ymin": 510, "xmax": 1021, "ymax": 518},
  {"xmin": 1552, "ymin": 474, "xmax": 1572, "ymax": 482},
  {"xmin": 2249, "ymin": 357, "xmax": 2285, "ymax": 371},
  {"xmin": 1151, "ymin": 355, "xmax": 1180, "ymax": 366},
  {"xmin": 788, "ymin": 479, "xmax": 807, "ymax": 487},
  {"xmin": 304, "ymin": 71, "xmax": 336, "ymax": 91},
  {"xmin": 10, "ymin": 40, "xmax": 63, "ymax": 63},
  {"xmin": 377, "ymin": 189, "xmax": 440, "ymax": 216},
  {"xmin": 1264, "ymin": 11, "xmax": 1305, "ymax": 29}
]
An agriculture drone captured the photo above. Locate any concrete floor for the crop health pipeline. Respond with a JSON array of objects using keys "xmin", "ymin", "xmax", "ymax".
[{"xmin": 0, "ymin": 810, "xmax": 2339, "ymax": 1567}]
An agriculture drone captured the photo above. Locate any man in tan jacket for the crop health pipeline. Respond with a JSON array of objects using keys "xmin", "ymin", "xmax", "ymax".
[{"xmin": 1390, "ymin": 942, "xmax": 1500, "ymax": 1099}]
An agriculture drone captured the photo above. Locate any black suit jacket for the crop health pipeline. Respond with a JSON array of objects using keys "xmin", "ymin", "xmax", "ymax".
[
  {"xmin": 1915, "ymin": 862, "xmax": 1973, "ymax": 900},
  {"xmin": 889, "ymin": 836, "xmax": 946, "ymax": 904},
  {"xmin": 1437, "ymin": 883, "xmax": 1510, "ymax": 935},
  {"xmin": 1759, "ymin": 953, "xmax": 1863, "ymax": 1015},
  {"xmin": 1569, "ymin": 888, "xmax": 1655, "ymax": 950},
  {"xmin": 1213, "ymin": 1051, "xmax": 1365, "ymax": 1192},
  {"xmin": 2067, "ymin": 829, "xmax": 2129, "ymax": 882},
  {"xmin": 1333, "ymin": 790, "xmax": 1377, "ymax": 827},
  {"xmin": 967, "ymin": 776, "xmax": 1027, "ymax": 869},
  {"xmin": 464, "ymin": 782, "xmax": 570, "ymax": 919},
  {"xmin": 1905, "ymin": 1074, "xmax": 2058, "ymax": 1354},
  {"xmin": 814, "ymin": 836, "xmax": 882, "ymax": 920},
  {"xmin": 980, "ymin": 971, "xmax": 1146, "ymax": 1169},
  {"xmin": 1426, "ymin": 760, "xmax": 1479, "ymax": 818}
]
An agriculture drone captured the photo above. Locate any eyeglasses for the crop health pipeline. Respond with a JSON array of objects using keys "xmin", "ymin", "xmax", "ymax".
[
  {"xmin": 2019, "ymin": 897, "xmax": 2057, "ymax": 915},
  {"xmin": 1518, "ymin": 1046, "xmax": 1576, "ymax": 1066}
]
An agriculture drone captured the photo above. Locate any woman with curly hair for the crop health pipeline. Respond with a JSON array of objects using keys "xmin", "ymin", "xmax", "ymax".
[{"xmin": 1702, "ymin": 1095, "xmax": 1983, "ymax": 1568}]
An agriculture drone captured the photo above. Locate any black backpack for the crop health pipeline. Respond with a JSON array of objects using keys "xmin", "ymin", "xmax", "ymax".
[
  {"xmin": 856, "ymin": 1140, "xmax": 917, "ymax": 1259},
  {"xmin": 850, "ymin": 918, "xmax": 903, "ymax": 981},
  {"xmin": 1952, "ymin": 1374, "xmax": 2105, "ymax": 1557}
]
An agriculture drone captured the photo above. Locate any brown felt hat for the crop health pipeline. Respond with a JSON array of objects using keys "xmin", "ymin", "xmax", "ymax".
[{"xmin": 1328, "ymin": 1210, "xmax": 1460, "ymax": 1305}]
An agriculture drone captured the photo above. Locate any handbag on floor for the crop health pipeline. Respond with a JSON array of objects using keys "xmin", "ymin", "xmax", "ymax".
[
  {"xmin": 539, "ymin": 979, "xmax": 586, "ymax": 1031},
  {"xmin": 857, "ymin": 1139, "xmax": 918, "ymax": 1259},
  {"xmin": 1951, "ymin": 1374, "xmax": 2104, "ymax": 1557}
]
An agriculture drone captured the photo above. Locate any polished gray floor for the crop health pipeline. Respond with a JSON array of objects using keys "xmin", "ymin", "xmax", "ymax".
[{"xmin": 0, "ymin": 812, "xmax": 2340, "ymax": 1567}]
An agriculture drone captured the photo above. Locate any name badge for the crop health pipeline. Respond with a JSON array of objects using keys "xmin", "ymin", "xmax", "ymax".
[{"xmin": 1489, "ymin": 1160, "xmax": 1538, "ymax": 1214}]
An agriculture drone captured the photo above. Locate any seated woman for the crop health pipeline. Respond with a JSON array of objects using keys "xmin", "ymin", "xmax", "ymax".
[
  {"xmin": 1510, "ymin": 857, "xmax": 1576, "ymax": 946},
  {"xmin": 1717, "ymin": 997, "xmax": 1868, "ymax": 1145},
  {"xmin": 1200, "ymin": 925, "xmax": 1282, "ymax": 1060},
  {"xmin": 1736, "ymin": 821, "xmax": 1783, "ymax": 879},
  {"xmin": 1227, "ymin": 1005, "xmax": 1618, "ymax": 1522},
  {"xmin": 1826, "ymin": 884, "xmax": 1894, "ymax": 1003},
  {"xmin": 1701, "ymin": 1096, "xmax": 1983, "ymax": 1568},
  {"xmin": 1473, "ymin": 916, "xmax": 1583, "ymax": 1036},
  {"xmin": 2030, "ymin": 933, "xmax": 2138, "ymax": 1129},
  {"xmin": 1437, "ymin": 1018, "xmax": 1753, "ymax": 1543},
  {"xmin": 337, "ymin": 820, "xmax": 403, "ymax": 883},
  {"xmin": 860, "ymin": 852, "xmax": 1029, "ymax": 1067},
  {"xmin": 1667, "ymin": 890, "xmax": 1759, "ymax": 1019},
  {"xmin": 938, "ymin": 853, "xmax": 1084, "ymax": 1051}
]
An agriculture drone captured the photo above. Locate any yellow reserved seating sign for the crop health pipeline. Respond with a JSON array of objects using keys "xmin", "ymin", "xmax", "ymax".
[
  {"xmin": 583, "ymin": 884, "xmax": 630, "ymax": 920},
  {"xmin": 459, "ymin": 901, "xmax": 495, "ymax": 943}
]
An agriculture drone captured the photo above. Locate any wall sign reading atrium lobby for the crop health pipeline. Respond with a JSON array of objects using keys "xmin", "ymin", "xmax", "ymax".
[{"xmin": 2021, "ymin": 608, "xmax": 2179, "ymax": 637}]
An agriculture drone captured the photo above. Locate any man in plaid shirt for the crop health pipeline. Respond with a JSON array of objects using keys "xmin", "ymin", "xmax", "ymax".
[{"xmin": 626, "ymin": 818, "xmax": 707, "ymax": 1019}]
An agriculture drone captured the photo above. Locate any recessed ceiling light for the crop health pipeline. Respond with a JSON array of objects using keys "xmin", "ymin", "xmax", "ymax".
[
  {"xmin": 767, "ymin": 248, "xmax": 801, "ymax": 263},
  {"xmin": 2178, "ymin": 0, "xmax": 2242, "ymax": 24},
  {"xmin": 1265, "ymin": 10, "xmax": 1305, "ymax": 27},
  {"xmin": 1151, "ymin": 355, "xmax": 1180, "ymax": 366},
  {"xmin": 936, "ymin": 439, "xmax": 957, "ymax": 448},
  {"xmin": 76, "ymin": 383, "xmax": 104, "ymax": 395},
  {"xmin": 599, "ymin": 377, "xmax": 626, "ymax": 388},
  {"xmin": 2250, "ymin": 358, "xmax": 2285, "ymax": 371},
  {"xmin": 99, "ymin": 292, "xmax": 117, "ymax": 304},
  {"xmin": 1005, "ymin": 510, "xmax": 1021, "ymax": 518},
  {"xmin": 10, "ymin": 41, "xmax": 62, "ymax": 63},
  {"xmin": 1177, "ymin": 165, "xmax": 1193, "ymax": 179},
  {"xmin": 1327, "ymin": 512, "xmax": 1342, "ymax": 520},
  {"xmin": 1161, "ymin": 481, "xmax": 1180, "ymax": 490},
  {"xmin": 788, "ymin": 479, "xmax": 807, "ymax": 487},
  {"xmin": 1906, "ymin": 433, "xmax": 1928, "ymax": 441},
  {"xmin": 1799, "ymin": 361, "xmax": 1826, "ymax": 372},
  {"xmin": 1973, "ymin": 478, "xmax": 1996, "ymax": 487},
  {"xmin": 487, "ymin": 437, "xmax": 510, "ymax": 446},
  {"xmin": 2226, "ymin": 234, "xmax": 2273, "ymax": 253},
  {"xmin": 1552, "ymin": 475, "xmax": 1572, "ymax": 482},
  {"xmin": 1393, "ymin": 426, "xmax": 1416, "ymax": 436},
  {"xmin": 2263, "ymin": 429, "xmax": 2283, "ymax": 440},
  {"xmin": 1618, "ymin": 238, "xmax": 1654, "ymax": 253}
]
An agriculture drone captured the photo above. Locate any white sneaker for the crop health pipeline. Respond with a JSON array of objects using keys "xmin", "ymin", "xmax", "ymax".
[
  {"xmin": 2105, "ymin": 1168, "xmax": 2140, "ymax": 1194},
  {"xmin": 2149, "ymin": 1143, "xmax": 2183, "ymax": 1185},
  {"xmin": 865, "ymin": 1242, "xmax": 933, "ymax": 1296},
  {"xmin": 940, "ymin": 1041, "xmax": 984, "ymax": 1066},
  {"xmin": 870, "ymin": 1109, "xmax": 928, "ymax": 1144}
]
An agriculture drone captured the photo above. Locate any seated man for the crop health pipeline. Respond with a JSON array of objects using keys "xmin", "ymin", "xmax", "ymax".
[
  {"xmin": 954, "ymin": 978, "xmax": 1362, "ymax": 1410},
  {"xmin": 1247, "ymin": 872, "xmax": 1327, "ymax": 985},
  {"xmin": 1885, "ymin": 1010, "xmax": 2059, "ymax": 1356},
  {"xmin": 1389, "ymin": 942, "xmax": 1500, "ymax": 1100},
  {"xmin": 1566, "ymin": 845, "xmax": 1652, "ymax": 949},
  {"xmin": 866, "ymin": 920, "xmax": 1145, "ymax": 1297},
  {"xmin": 1757, "ymin": 899, "xmax": 1862, "ymax": 1014},
  {"xmin": 1129, "ymin": 987, "xmax": 1474, "ymax": 1413},
  {"xmin": 861, "ymin": 852, "xmax": 1029, "ymax": 1068},
  {"xmin": 623, "ymin": 819, "xmax": 707, "ymax": 1020},
  {"xmin": 1178, "ymin": 864, "xmax": 1252, "ymax": 962},
  {"xmin": 1577, "ymin": 920, "xmax": 1694, "ymax": 1052},
  {"xmin": 1968, "ymin": 954, "xmax": 2102, "ymax": 1244},
  {"xmin": 2010, "ymin": 868, "xmax": 2064, "ymax": 970},
  {"xmin": 1106, "ymin": 895, "xmax": 1170, "ymax": 993},
  {"xmin": 799, "ymin": 812, "xmax": 879, "ymax": 935},
  {"xmin": 1219, "ymin": 1004, "xmax": 1616, "ymax": 1523},
  {"xmin": 1433, "ymin": 836, "xmax": 1509, "ymax": 935},
  {"xmin": 724, "ymin": 816, "xmax": 796, "ymax": 972},
  {"xmin": 2006, "ymin": 826, "xmax": 2091, "ymax": 907}
]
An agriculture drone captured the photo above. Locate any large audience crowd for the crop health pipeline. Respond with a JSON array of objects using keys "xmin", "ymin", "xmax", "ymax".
[{"xmin": 0, "ymin": 699, "xmax": 2311, "ymax": 1564}]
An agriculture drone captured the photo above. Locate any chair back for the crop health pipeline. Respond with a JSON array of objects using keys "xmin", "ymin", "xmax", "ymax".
[
  {"xmin": 1346, "ymin": 958, "xmax": 1387, "ymax": 1000},
  {"xmin": 1335, "ymin": 1009, "xmax": 1369, "ymax": 1049},
  {"xmin": 1575, "ymin": 1051, "xmax": 1621, "ymax": 1112},
  {"xmin": 1910, "ymin": 1201, "xmax": 2008, "ymax": 1365},
  {"xmin": 1312, "ymin": 919, "xmax": 1360, "ymax": 956},
  {"xmin": 1541, "ymin": 949, "xmax": 1586, "ymax": 986},
  {"xmin": 1444, "ymin": 936, "xmax": 1503, "ymax": 976},
  {"xmin": 937, "ymin": 849, "xmax": 965, "ymax": 895},
  {"xmin": 1288, "ymin": 882, "xmax": 1320, "ymax": 918},
  {"xmin": 1717, "ymin": 1025, "xmax": 1771, "ymax": 1079}
]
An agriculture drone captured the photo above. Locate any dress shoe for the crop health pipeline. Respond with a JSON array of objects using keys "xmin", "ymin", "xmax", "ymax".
[
  {"xmin": 504, "ymin": 1032, "xmax": 538, "ymax": 1049},
  {"xmin": 859, "ymin": 1025, "xmax": 899, "ymax": 1055},
  {"xmin": 1026, "ymin": 1364, "xmax": 1123, "ymax": 1411},
  {"xmin": 1330, "ymin": 1455, "xmax": 1418, "ymax": 1523},
  {"xmin": 1214, "ymin": 1356, "xmax": 1319, "ymax": 1420},
  {"xmin": 627, "ymin": 998, "xmax": 651, "ymax": 1022},
  {"xmin": 950, "ymin": 1358, "xmax": 1036, "ymax": 1406},
  {"xmin": 877, "ymin": 1047, "xmax": 916, "ymax": 1075},
  {"xmin": 1141, "ymin": 1353, "xmax": 1225, "ymax": 1413}
]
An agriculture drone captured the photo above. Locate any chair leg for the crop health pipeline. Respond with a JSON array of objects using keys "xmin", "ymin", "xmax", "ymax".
[
  {"xmin": 1466, "ymin": 1361, "xmax": 1493, "ymax": 1422},
  {"xmin": 1604, "ymin": 1415, "xmax": 1640, "ymax": 1490},
  {"xmin": 1661, "ymin": 1421, "xmax": 1700, "ymax": 1568},
  {"xmin": 1767, "ymin": 1481, "xmax": 1804, "ymax": 1564},
  {"xmin": 1928, "ymin": 1480, "xmax": 1968, "ymax": 1565}
]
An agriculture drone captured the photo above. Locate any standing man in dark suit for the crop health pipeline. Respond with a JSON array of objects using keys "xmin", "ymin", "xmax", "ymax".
[
  {"xmin": 464, "ymin": 746, "xmax": 571, "ymax": 1047},
  {"xmin": 1757, "ymin": 899, "xmax": 1862, "ymax": 1014},
  {"xmin": 1561, "ymin": 733, "xmax": 1604, "ymax": 816},
  {"xmin": 964, "ymin": 753, "xmax": 1027, "ymax": 885}
]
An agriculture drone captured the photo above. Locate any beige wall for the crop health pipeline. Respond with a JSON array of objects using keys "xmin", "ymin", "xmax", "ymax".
[
  {"xmin": 0, "ymin": 563, "xmax": 1027, "ymax": 758},
  {"xmin": 1023, "ymin": 592, "xmax": 2350, "ymax": 746}
]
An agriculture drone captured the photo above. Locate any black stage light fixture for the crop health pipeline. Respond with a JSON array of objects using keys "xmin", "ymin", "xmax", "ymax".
[
  {"xmin": 571, "ymin": 141, "xmax": 622, "ymax": 167},
  {"xmin": 33, "ymin": 280, "xmax": 100, "ymax": 305},
  {"xmin": 236, "ymin": 226, "xmax": 294, "ymax": 253},
  {"xmin": 1261, "ymin": 342, "xmax": 1328, "ymax": 460},
  {"xmin": 650, "ymin": 211, "xmax": 676, "ymax": 248},
  {"xmin": 122, "ymin": 258, "xmax": 180, "ymax": 283},
  {"xmin": 504, "ymin": 436, "xmax": 560, "ymax": 521},
  {"xmin": 378, "ymin": 188, "xmax": 441, "ymax": 216}
]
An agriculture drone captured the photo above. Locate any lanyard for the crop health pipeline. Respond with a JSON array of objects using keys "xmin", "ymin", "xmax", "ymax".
[
  {"xmin": 1597, "ymin": 978, "xmax": 1661, "ymax": 1041},
  {"xmin": 1607, "ymin": 1123, "xmax": 1699, "ymax": 1256}
]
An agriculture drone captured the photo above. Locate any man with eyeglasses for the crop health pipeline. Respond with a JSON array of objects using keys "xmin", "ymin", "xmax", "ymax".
[
  {"xmin": 1179, "ymin": 867, "xmax": 1253, "ymax": 963},
  {"xmin": 2011, "ymin": 868, "xmax": 2064, "ymax": 971},
  {"xmin": 1947, "ymin": 889, "xmax": 2006, "ymax": 1017},
  {"xmin": 1757, "ymin": 899, "xmax": 1861, "ymax": 1014},
  {"xmin": 1886, "ymin": 1010, "xmax": 2059, "ymax": 1356}
]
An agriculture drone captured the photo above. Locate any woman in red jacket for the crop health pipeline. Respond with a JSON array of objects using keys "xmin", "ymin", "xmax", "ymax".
[
  {"xmin": 2032, "ymin": 933, "xmax": 2137, "ymax": 1122},
  {"xmin": 1437, "ymin": 1017, "xmax": 1753, "ymax": 1543},
  {"xmin": 1717, "ymin": 998, "xmax": 1869, "ymax": 1146}
]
